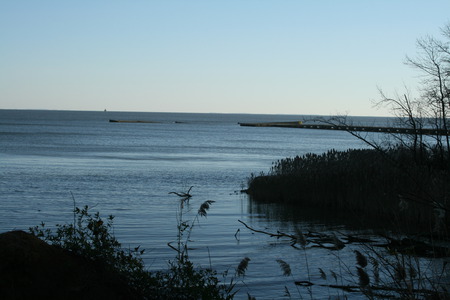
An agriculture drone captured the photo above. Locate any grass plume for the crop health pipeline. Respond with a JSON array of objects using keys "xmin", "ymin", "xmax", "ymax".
[
  {"xmin": 294, "ymin": 226, "xmax": 307, "ymax": 248},
  {"xmin": 276, "ymin": 259, "xmax": 292, "ymax": 276},
  {"xmin": 357, "ymin": 267, "xmax": 370, "ymax": 287},
  {"xmin": 318, "ymin": 268, "xmax": 327, "ymax": 280},
  {"xmin": 354, "ymin": 250, "xmax": 368, "ymax": 268},
  {"xmin": 198, "ymin": 200, "xmax": 215, "ymax": 217},
  {"xmin": 236, "ymin": 257, "xmax": 250, "ymax": 277}
]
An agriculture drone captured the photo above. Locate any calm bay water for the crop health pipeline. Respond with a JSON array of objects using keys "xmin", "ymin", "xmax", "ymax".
[{"xmin": 1, "ymin": 109, "xmax": 395, "ymax": 299}]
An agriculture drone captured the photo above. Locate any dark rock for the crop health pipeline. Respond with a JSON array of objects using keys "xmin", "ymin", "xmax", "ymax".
[{"xmin": 0, "ymin": 230, "xmax": 139, "ymax": 300}]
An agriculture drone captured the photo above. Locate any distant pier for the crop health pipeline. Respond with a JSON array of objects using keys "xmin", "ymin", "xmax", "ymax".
[
  {"xmin": 238, "ymin": 121, "xmax": 450, "ymax": 136},
  {"xmin": 109, "ymin": 119, "xmax": 158, "ymax": 123}
]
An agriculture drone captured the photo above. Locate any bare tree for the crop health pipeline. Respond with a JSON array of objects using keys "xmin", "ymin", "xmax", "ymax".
[
  {"xmin": 405, "ymin": 25, "xmax": 450, "ymax": 161},
  {"xmin": 375, "ymin": 87, "xmax": 426, "ymax": 159}
]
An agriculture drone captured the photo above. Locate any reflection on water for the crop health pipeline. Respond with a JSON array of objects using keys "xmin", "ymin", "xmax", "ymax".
[
  {"xmin": 243, "ymin": 197, "xmax": 450, "ymax": 300},
  {"xmin": 247, "ymin": 197, "xmax": 378, "ymax": 232}
]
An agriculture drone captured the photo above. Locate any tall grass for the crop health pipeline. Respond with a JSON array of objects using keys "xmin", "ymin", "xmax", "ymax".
[{"xmin": 246, "ymin": 147, "xmax": 450, "ymax": 232}]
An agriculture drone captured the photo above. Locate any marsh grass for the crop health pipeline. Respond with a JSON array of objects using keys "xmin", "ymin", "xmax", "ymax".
[
  {"xmin": 340, "ymin": 243, "xmax": 450, "ymax": 299},
  {"xmin": 295, "ymin": 235, "xmax": 449, "ymax": 299},
  {"xmin": 246, "ymin": 147, "xmax": 450, "ymax": 231}
]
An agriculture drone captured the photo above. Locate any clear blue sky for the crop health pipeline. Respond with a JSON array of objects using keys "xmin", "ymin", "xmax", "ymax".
[{"xmin": 1, "ymin": 1, "xmax": 449, "ymax": 116}]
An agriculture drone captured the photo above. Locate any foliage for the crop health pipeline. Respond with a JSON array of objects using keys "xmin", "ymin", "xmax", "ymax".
[
  {"xmin": 150, "ymin": 258, "xmax": 233, "ymax": 299},
  {"xmin": 159, "ymin": 193, "xmax": 235, "ymax": 299},
  {"xmin": 30, "ymin": 196, "xmax": 236, "ymax": 299},
  {"xmin": 29, "ymin": 205, "xmax": 147, "ymax": 292}
]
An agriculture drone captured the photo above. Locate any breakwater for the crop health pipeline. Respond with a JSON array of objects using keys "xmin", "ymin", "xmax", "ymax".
[
  {"xmin": 109, "ymin": 119, "xmax": 159, "ymax": 123},
  {"xmin": 239, "ymin": 121, "xmax": 450, "ymax": 135}
]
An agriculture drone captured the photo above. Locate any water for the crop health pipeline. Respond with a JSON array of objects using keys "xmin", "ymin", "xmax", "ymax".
[{"xmin": 0, "ymin": 109, "xmax": 421, "ymax": 299}]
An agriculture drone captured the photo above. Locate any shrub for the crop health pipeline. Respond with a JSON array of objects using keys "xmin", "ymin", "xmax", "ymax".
[
  {"xmin": 30, "ymin": 200, "xmax": 235, "ymax": 299},
  {"xmin": 30, "ymin": 206, "xmax": 148, "ymax": 295}
]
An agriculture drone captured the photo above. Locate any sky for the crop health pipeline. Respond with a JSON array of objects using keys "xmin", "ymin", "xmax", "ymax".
[{"xmin": 1, "ymin": 1, "xmax": 449, "ymax": 116}]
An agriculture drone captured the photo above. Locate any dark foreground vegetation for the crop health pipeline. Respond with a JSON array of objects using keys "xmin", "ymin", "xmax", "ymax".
[
  {"xmin": 2, "ymin": 195, "xmax": 449, "ymax": 300},
  {"xmin": 0, "ymin": 202, "xmax": 236, "ymax": 300}
]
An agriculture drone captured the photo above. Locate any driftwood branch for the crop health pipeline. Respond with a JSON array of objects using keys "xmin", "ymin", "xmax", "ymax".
[
  {"xmin": 237, "ymin": 220, "xmax": 346, "ymax": 250},
  {"xmin": 238, "ymin": 220, "xmax": 296, "ymax": 239},
  {"xmin": 238, "ymin": 220, "xmax": 449, "ymax": 255},
  {"xmin": 169, "ymin": 186, "xmax": 194, "ymax": 199}
]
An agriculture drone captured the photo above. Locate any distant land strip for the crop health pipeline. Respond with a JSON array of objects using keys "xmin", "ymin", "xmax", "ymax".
[{"xmin": 238, "ymin": 121, "xmax": 450, "ymax": 136}]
